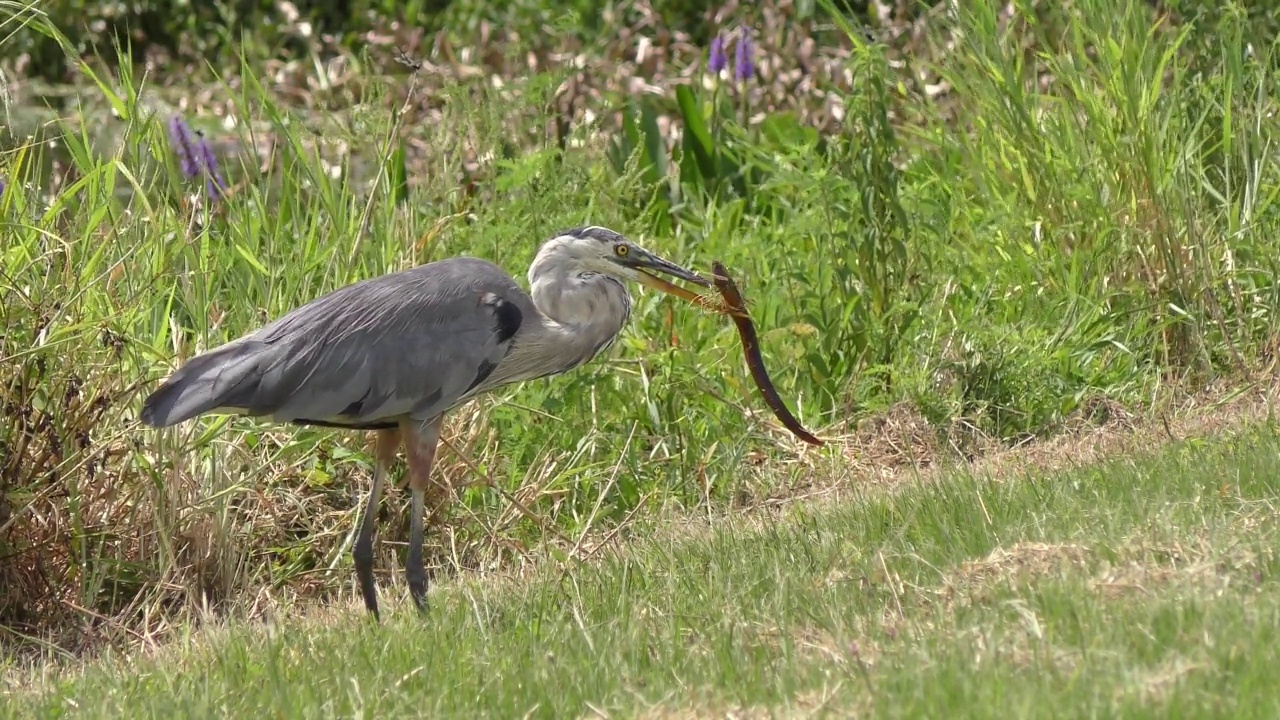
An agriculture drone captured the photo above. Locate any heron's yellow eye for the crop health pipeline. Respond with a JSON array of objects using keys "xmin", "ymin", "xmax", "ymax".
[{"xmin": 615, "ymin": 244, "xmax": 629, "ymax": 257}]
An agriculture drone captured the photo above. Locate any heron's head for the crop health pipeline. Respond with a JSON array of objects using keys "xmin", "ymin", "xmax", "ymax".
[{"xmin": 535, "ymin": 226, "xmax": 712, "ymax": 300}]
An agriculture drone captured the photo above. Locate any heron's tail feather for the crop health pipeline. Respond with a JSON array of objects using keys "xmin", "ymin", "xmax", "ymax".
[{"xmin": 140, "ymin": 340, "xmax": 267, "ymax": 427}]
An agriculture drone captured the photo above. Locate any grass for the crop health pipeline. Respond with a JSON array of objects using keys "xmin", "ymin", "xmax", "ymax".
[
  {"xmin": 3, "ymin": 0, "xmax": 1280, "ymax": 662},
  {"xmin": 7, "ymin": 420, "xmax": 1280, "ymax": 718}
]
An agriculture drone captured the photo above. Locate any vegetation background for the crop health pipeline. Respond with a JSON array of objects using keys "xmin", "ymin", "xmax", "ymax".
[{"xmin": 3, "ymin": 0, "xmax": 1280, "ymax": 675}]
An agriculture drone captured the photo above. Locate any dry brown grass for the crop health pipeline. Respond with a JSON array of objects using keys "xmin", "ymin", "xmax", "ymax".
[
  {"xmin": 816, "ymin": 377, "xmax": 1277, "ymax": 501},
  {"xmin": 935, "ymin": 507, "xmax": 1275, "ymax": 609},
  {"xmin": 1116, "ymin": 655, "xmax": 1211, "ymax": 707},
  {"xmin": 641, "ymin": 376, "xmax": 1280, "ymax": 553},
  {"xmin": 950, "ymin": 541, "xmax": 1093, "ymax": 590}
]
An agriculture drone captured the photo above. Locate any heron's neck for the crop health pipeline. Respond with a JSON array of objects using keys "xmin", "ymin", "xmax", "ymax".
[{"xmin": 525, "ymin": 265, "xmax": 632, "ymax": 375}]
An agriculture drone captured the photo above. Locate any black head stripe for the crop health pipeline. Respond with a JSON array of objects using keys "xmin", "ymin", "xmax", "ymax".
[{"xmin": 562, "ymin": 226, "xmax": 625, "ymax": 244}]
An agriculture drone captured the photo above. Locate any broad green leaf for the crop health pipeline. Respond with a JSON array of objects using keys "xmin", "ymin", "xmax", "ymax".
[{"xmin": 675, "ymin": 85, "xmax": 716, "ymax": 182}]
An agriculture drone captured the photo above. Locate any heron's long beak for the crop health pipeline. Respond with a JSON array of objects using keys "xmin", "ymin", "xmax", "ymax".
[
  {"xmin": 627, "ymin": 253, "xmax": 735, "ymax": 315},
  {"xmin": 631, "ymin": 253, "xmax": 712, "ymax": 289},
  {"xmin": 636, "ymin": 270, "xmax": 710, "ymax": 305}
]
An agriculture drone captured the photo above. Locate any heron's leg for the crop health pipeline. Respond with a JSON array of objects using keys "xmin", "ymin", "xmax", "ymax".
[
  {"xmin": 353, "ymin": 428, "xmax": 401, "ymax": 621},
  {"xmin": 402, "ymin": 416, "xmax": 443, "ymax": 614}
]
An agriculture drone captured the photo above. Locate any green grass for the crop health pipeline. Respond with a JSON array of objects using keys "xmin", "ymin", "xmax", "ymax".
[
  {"xmin": 3, "ymin": 0, "xmax": 1280, "ymax": 655},
  {"xmin": 8, "ymin": 422, "xmax": 1280, "ymax": 718}
]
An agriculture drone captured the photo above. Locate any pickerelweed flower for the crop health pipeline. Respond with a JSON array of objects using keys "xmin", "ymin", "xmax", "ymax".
[
  {"xmin": 708, "ymin": 34, "xmax": 727, "ymax": 74},
  {"xmin": 196, "ymin": 132, "xmax": 227, "ymax": 200},
  {"xmin": 167, "ymin": 115, "xmax": 200, "ymax": 179},
  {"xmin": 734, "ymin": 30, "xmax": 755, "ymax": 83}
]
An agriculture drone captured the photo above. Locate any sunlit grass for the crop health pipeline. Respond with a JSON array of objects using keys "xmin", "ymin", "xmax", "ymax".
[{"xmin": 9, "ymin": 422, "xmax": 1280, "ymax": 718}]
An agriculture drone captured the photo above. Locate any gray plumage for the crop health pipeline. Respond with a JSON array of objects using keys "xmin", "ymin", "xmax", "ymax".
[
  {"xmin": 141, "ymin": 257, "xmax": 531, "ymax": 430},
  {"xmin": 140, "ymin": 225, "xmax": 711, "ymax": 620}
]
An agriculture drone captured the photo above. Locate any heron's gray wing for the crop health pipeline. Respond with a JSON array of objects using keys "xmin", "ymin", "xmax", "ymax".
[{"xmin": 229, "ymin": 257, "xmax": 530, "ymax": 427}]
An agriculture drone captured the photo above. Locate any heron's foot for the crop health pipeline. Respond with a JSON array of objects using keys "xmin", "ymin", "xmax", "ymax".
[
  {"xmin": 406, "ymin": 552, "xmax": 430, "ymax": 615},
  {"xmin": 409, "ymin": 582, "xmax": 430, "ymax": 615},
  {"xmin": 353, "ymin": 539, "xmax": 381, "ymax": 622}
]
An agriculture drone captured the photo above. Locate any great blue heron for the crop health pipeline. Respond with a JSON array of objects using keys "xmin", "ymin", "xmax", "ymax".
[{"xmin": 139, "ymin": 225, "xmax": 713, "ymax": 620}]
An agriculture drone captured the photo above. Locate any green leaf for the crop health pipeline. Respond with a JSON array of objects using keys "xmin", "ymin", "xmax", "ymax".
[
  {"xmin": 675, "ymin": 85, "xmax": 716, "ymax": 182},
  {"xmin": 76, "ymin": 61, "xmax": 129, "ymax": 121},
  {"xmin": 607, "ymin": 103, "xmax": 639, "ymax": 176},
  {"xmin": 759, "ymin": 112, "xmax": 819, "ymax": 149},
  {"xmin": 387, "ymin": 138, "xmax": 409, "ymax": 205},
  {"xmin": 234, "ymin": 242, "xmax": 270, "ymax": 276},
  {"xmin": 637, "ymin": 100, "xmax": 668, "ymax": 186}
]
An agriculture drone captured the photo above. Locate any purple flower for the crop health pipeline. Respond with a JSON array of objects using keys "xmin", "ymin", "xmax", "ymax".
[
  {"xmin": 709, "ymin": 34, "xmax": 727, "ymax": 74},
  {"xmin": 734, "ymin": 30, "xmax": 755, "ymax": 83},
  {"xmin": 0, "ymin": 178, "xmax": 6, "ymax": 199},
  {"xmin": 168, "ymin": 112, "xmax": 230, "ymax": 204},
  {"xmin": 196, "ymin": 133, "xmax": 226, "ymax": 200},
  {"xmin": 167, "ymin": 115, "xmax": 200, "ymax": 179}
]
